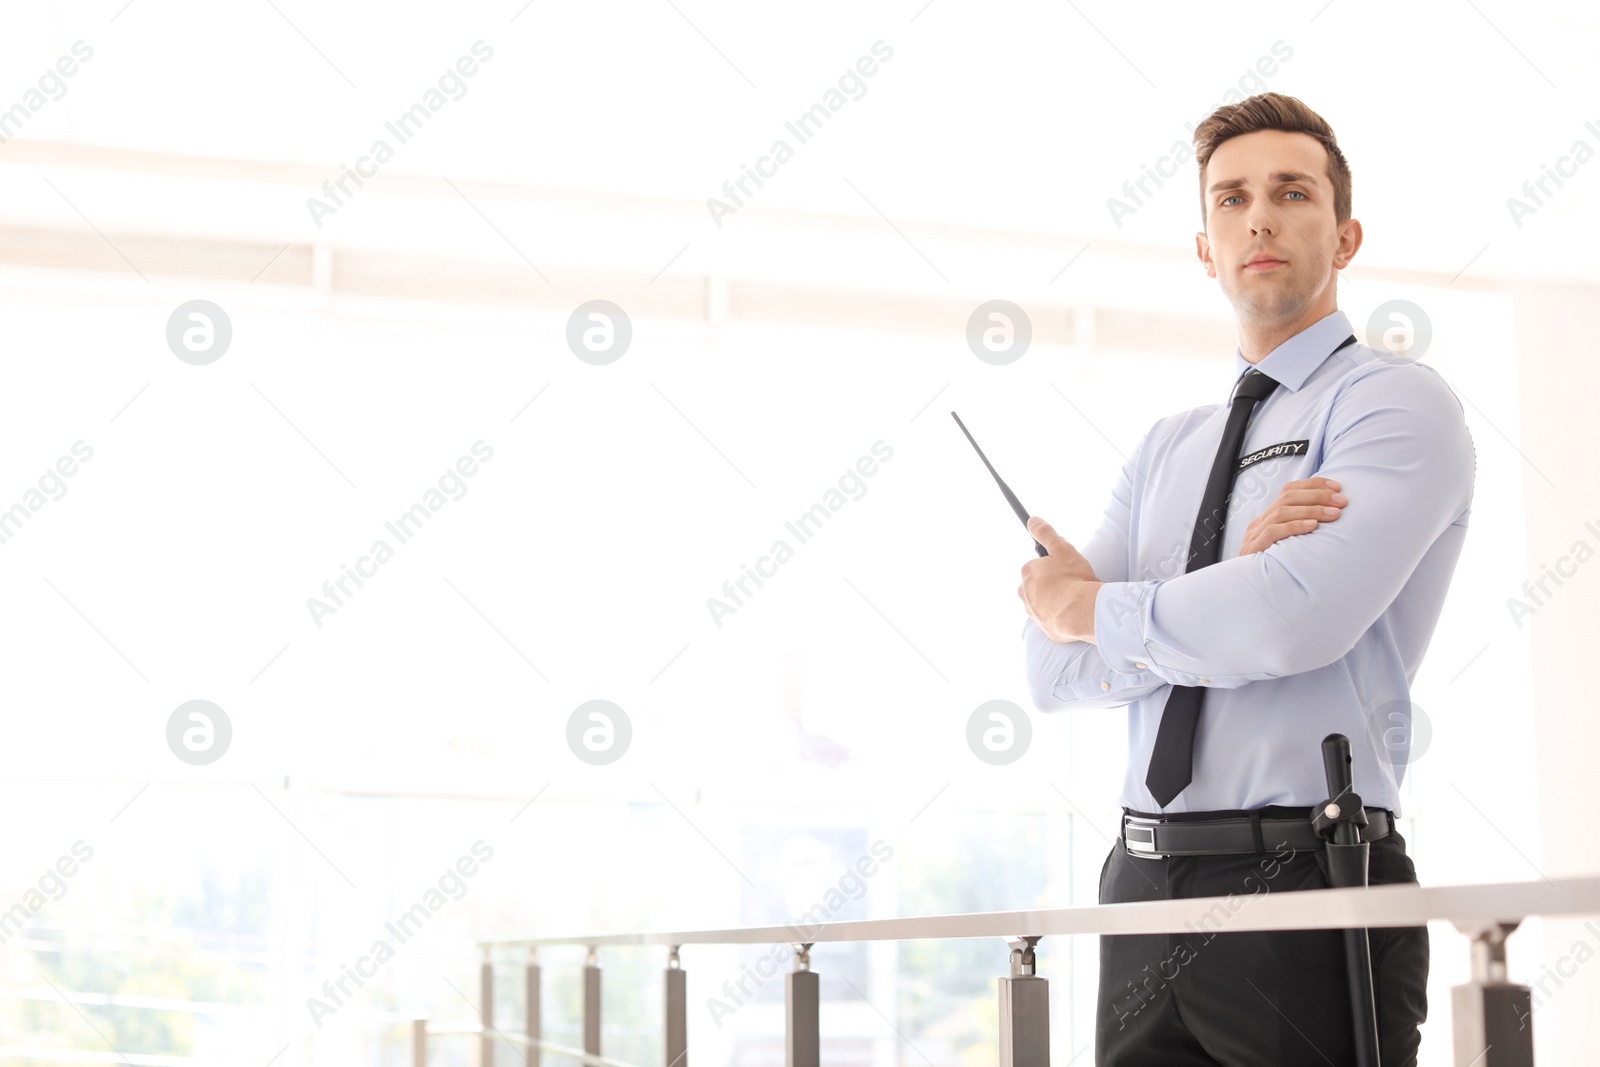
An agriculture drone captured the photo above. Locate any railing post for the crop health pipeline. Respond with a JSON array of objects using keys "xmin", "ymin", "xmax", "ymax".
[
  {"xmin": 999, "ymin": 936, "xmax": 1049, "ymax": 1067},
  {"xmin": 412, "ymin": 1017, "xmax": 427, "ymax": 1067},
  {"xmin": 526, "ymin": 948, "xmax": 541, "ymax": 1067},
  {"xmin": 584, "ymin": 945, "xmax": 602, "ymax": 1059},
  {"xmin": 665, "ymin": 945, "xmax": 687, "ymax": 1067},
  {"xmin": 1452, "ymin": 921, "xmax": 1535, "ymax": 1066},
  {"xmin": 481, "ymin": 948, "xmax": 495, "ymax": 1067},
  {"xmin": 785, "ymin": 942, "xmax": 819, "ymax": 1067}
]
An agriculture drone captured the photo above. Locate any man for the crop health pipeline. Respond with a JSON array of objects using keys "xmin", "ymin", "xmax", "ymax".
[{"xmin": 1018, "ymin": 92, "xmax": 1475, "ymax": 1066}]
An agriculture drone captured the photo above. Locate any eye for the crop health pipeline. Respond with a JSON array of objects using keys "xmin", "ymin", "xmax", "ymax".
[
  {"xmin": 1221, "ymin": 195, "xmax": 1242, "ymax": 207},
  {"xmin": 1283, "ymin": 190, "xmax": 1307, "ymax": 201}
]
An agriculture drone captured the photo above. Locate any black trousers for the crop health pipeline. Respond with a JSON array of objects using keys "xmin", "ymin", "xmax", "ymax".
[{"xmin": 1096, "ymin": 812, "xmax": 1429, "ymax": 1067}]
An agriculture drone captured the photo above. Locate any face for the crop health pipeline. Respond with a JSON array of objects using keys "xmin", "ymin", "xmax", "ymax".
[{"xmin": 1195, "ymin": 129, "xmax": 1360, "ymax": 326}]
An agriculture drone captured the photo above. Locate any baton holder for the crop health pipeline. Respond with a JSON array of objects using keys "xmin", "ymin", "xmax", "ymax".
[{"xmin": 1316, "ymin": 735, "xmax": 1382, "ymax": 1067}]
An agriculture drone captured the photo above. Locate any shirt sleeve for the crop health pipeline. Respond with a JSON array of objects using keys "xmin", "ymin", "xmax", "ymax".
[
  {"xmin": 1022, "ymin": 423, "xmax": 1165, "ymax": 711},
  {"xmin": 1094, "ymin": 360, "xmax": 1476, "ymax": 688}
]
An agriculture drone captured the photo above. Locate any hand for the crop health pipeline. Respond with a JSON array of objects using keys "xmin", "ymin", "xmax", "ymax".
[
  {"xmin": 1018, "ymin": 516, "xmax": 1102, "ymax": 643},
  {"xmin": 1237, "ymin": 477, "xmax": 1346, "ymax": 556}
]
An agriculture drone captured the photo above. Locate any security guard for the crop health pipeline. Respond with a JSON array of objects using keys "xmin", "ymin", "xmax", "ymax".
[{"xmin": 1019, "ymin": 92, "xmax": 1474, "ymax": 1066}]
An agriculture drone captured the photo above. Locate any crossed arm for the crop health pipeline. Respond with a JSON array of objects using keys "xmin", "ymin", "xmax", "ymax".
[{"xmin": 1021, "ymin": 362, "xmax": 1475, "ymax": 712}]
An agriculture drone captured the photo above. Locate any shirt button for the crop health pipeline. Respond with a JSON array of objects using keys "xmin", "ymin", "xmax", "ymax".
[
  {"xmin": 1101, "ymin": 681, "xmax": 1111, "ymax": 691},
  {"xmin": 1200, "ymin": 678, "xmax": 1210, "ymax": 684},
  {"xmin": 1135, "ymin": 661, "xmax": 1147, "ymax": 669}
]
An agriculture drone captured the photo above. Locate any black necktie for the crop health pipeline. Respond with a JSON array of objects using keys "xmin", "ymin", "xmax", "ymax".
[{"xmin": 1142, "ymin": 366, "xmax": 1282, "ymax": 807}]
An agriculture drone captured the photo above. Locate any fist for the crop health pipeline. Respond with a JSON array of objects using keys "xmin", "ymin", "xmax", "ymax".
[
  {"xmin": 1018, "ymin": 516, "xmax": 1101, "ymax": 643},
  {"xmin": 1021, "ymin": 516, "xmax": 1097, "ymax": 583},
  {"xmin": 1237, "ymin": 477, "xmax": 1346, "ymax": 556}
]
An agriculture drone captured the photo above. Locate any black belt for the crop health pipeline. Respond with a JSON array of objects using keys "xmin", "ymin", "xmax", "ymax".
[{"xmin": 1121, "ymin": 806, "xmax": 1392, "ymax": 859}]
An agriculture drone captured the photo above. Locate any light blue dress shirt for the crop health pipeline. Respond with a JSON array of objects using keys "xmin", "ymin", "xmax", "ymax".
[{"xmin": 1022, "ymin": 308, "xmax": 1476, "ymax": 816}]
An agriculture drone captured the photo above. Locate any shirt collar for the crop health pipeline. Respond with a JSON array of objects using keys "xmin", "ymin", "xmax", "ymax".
[{"xmin": 1229, "ymin": 308, "xmax": 1355, "ymax": 399}]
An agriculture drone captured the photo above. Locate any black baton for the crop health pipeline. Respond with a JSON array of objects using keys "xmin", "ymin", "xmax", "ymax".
[{"xmin": 950, "ymin": 411, "xmax": 1048, "ymax": 557}]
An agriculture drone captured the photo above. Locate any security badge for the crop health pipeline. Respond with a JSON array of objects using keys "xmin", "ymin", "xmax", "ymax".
[{"xmin": 1237, "ymin": 439, "xmax": 1310, "ymax": 473}]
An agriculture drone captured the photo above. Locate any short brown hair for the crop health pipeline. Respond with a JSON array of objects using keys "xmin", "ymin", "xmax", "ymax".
[{"xmin": 1192, "ymin": 92, "xmax": 1351, "ymax": 226}]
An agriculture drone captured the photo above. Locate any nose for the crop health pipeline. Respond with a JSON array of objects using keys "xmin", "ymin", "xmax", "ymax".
[{"xmin": 1247, "ymin": 195, "xmax": 1277, "ymax": 239}]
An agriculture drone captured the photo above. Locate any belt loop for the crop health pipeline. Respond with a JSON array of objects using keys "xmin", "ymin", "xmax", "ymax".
[{"xmin": 1249, "ymin": 809, "xmax": 1265, "ymax": 854}]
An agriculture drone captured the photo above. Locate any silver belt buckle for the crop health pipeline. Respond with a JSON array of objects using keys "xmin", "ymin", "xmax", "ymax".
[{"xmin": 1123, "ymin": 815, "xmax": 1166, "ymax": 859}]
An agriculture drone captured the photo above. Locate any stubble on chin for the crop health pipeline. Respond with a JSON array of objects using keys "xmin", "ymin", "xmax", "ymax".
[{"xmin": 1224, "ymin": 268, "xmax": 1312, "ymax": 322}]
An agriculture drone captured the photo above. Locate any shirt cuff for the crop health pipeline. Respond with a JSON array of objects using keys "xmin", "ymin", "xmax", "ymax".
[{"xmin": 1095, "ymin": 580, "xmax": 1159, "ymax": 674}]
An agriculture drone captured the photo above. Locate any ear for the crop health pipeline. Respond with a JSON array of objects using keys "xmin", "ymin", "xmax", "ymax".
[
  {"xmin": 1332, "ymin": 217, "xmax": 1363, "ymax": 270},
  {"xmin": 1195, "ymin": 230, "xmax": 1216, "ymax": 279}
]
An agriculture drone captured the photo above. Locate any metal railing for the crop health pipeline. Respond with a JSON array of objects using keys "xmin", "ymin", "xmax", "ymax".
[{"xmin": 413, "ymin": 874, "xmax": 1600, "ymax": 1067}]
